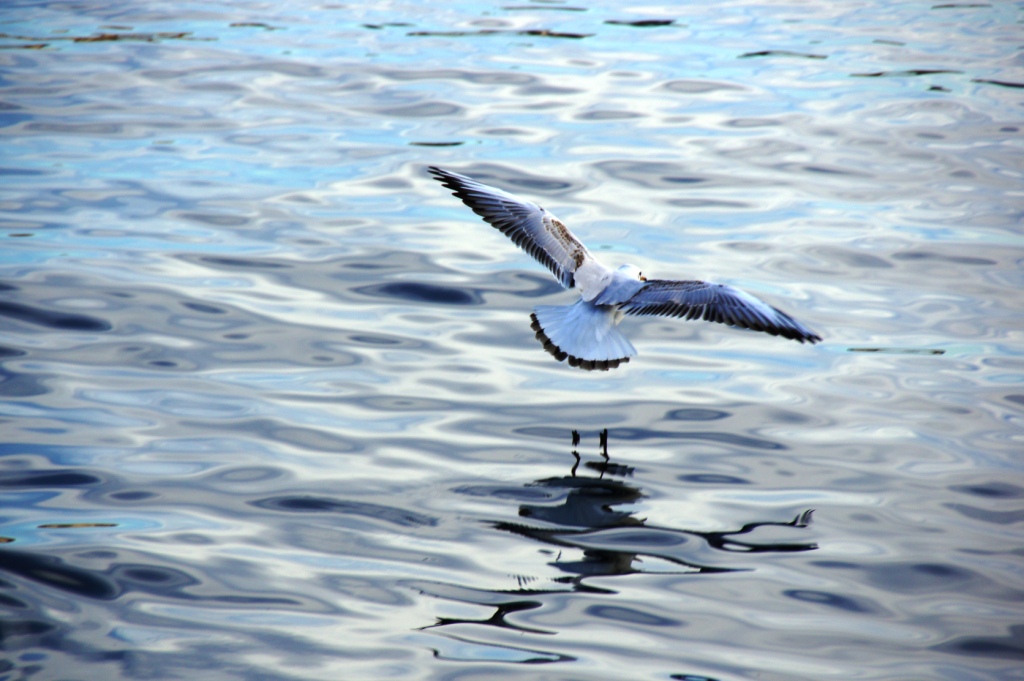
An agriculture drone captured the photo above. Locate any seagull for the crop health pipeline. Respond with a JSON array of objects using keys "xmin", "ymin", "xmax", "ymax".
[{"xmin": 429, "ymin": 166, "xmax": 821, "ymax": 370}]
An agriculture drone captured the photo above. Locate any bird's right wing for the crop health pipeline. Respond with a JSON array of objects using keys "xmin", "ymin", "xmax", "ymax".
[
  {"xmin": 621, "ymin": 279, "xmax": 821, "ymax": 343},
  {"xmin": 430, "ymin": 166, "xmax": 594, "ymax": 290}
]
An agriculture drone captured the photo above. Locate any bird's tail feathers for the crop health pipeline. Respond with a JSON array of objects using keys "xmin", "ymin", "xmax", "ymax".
[{"xmin": 530, "ymin": 302, "xmax": 636, "ymax": 371}]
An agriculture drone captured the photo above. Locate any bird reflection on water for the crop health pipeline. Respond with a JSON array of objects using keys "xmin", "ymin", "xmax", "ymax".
[
  {"xmin": 413, "ymin": 430, "xmax": 816, "ymax": 643},
  {"xmin": 497, "ymin": 429, "xmax": 816, "ymax": 584}
]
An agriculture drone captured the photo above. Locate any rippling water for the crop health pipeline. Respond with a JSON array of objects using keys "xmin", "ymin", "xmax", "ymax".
[{"xmin": 2, "ymin": 1, "xmax": 1022, "ymax": 679}]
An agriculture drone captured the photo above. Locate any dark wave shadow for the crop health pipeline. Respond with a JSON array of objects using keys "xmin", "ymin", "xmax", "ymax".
[{"xmin": 0, "ymin": 299, "xmax": 111, "ymax": 332}]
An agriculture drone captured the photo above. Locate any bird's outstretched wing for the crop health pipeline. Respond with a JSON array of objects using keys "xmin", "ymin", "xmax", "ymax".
[
  {"xmin": 620, "ymin": 280, "xmax": 821, "ymax": 343},
  {"xmin": 430, "ymin": 166, "xmax": 592, "ymax": 290}
]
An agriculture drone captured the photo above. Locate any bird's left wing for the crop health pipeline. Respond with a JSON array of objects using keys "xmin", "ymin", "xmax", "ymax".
[
  {"xmin": 430, "ymin": 166, "xmax": 592, "ymax": 290},
  {"xmin": 620, "ymin": 279, "xmax": 821, "ymax": 343}
]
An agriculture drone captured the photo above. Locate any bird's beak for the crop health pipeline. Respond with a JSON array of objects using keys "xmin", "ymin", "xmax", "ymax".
[{"xmin": 640, "ymin": 276, "xmax": 647, "ymax": 282}]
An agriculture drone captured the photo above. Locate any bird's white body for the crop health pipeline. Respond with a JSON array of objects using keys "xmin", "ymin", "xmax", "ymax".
[
  {"xmin": 573, "ymin": 260, "xmax": 613, "ymax": 302},
  {"xmin": 591, "ymin": 265, "xmax": 646, "ymax": 306},
  {"xmin": 430, "ymin": 166, "xmax": 820, "ymax": 370}
]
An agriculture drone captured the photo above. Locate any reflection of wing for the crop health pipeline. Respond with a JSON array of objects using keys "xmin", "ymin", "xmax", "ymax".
[
  {"xmin": 621, "ymin": 280, "xmax": 821, "ymax": 343},
  {"xmin": 430, "ymin": 166, "xmax": 592, "ymax": 290}
]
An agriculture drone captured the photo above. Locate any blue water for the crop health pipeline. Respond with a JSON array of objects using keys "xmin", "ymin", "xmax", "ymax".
[{"xmin": 1, "ymin": 1, "xmax": 1022, "ymax": 679}]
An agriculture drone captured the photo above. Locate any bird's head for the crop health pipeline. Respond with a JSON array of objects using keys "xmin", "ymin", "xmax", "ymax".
[{"xmin": 617, "ymin": 264, "xmax": 647, "ymax": 282}]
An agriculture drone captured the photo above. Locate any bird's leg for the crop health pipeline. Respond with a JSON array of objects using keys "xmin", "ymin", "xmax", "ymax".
[{"xmin": 570, "ymin": 429, "xmax": 581, "ymax": 477}]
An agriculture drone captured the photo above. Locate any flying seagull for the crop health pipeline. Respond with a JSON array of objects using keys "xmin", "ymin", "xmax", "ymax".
[{"xmin": 429, "ymin": 166, "xmax": 821, "ymax": 370}]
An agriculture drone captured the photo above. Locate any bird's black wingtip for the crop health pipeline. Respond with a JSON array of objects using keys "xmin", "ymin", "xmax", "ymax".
[
  {"xmin": 428, "ymin": 166, "xmax": 468, "ymax": 193},
  {"xmin": 788, "ymin": 331, "xmax": 822, "ymax": 345},
  {"xmin": 796, "ymin": 327, "xmax": 823, "ymax": 344},
  {"xmin": 428, "ymin": 166, "xmax": 458, "ymax": 181}
]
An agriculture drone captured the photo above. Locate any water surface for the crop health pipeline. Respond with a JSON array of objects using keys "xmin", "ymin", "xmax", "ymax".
[{"xmin": 1, "ymin": 1, "xmax": 1022, "ymax": 679}]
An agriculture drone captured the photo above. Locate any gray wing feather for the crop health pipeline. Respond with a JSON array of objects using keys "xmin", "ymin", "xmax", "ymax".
[
  {"xmin": 430, "ymin": 166, "xmax": 589, "ymax": 290},
  {"xmin": 621, "ymin": 280, "xmax": 821, "ymax": 343}
]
